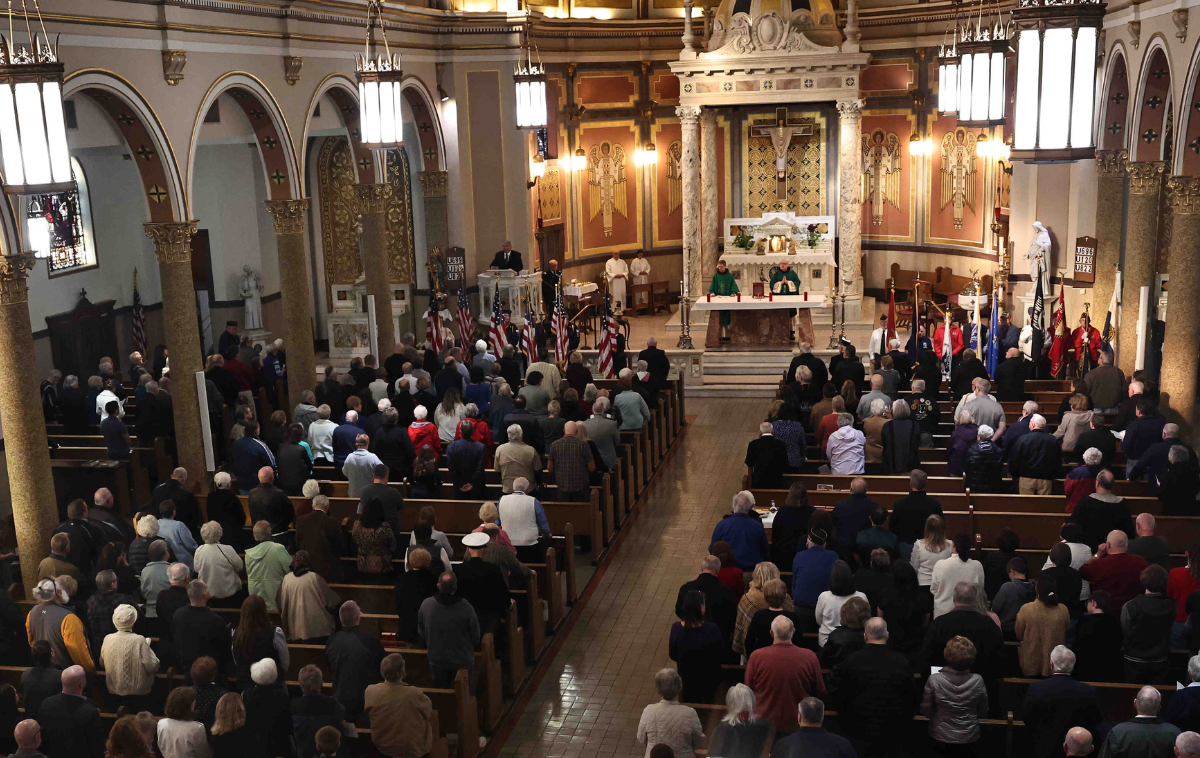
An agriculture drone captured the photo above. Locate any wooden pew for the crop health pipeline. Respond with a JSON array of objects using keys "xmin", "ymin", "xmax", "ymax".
[
  {"xmin": 968, "ymin": 493, "xmax": 1160, "ymax": 515},
  {"xmin": 749, "ymin": 488, "xmax": 971, "ymax": 511},
  {"xmin": 972, "ymin": 512, "xmax": 1200, "ymax": 550},
  {"xmin": 778, "ymin": 474, "xmax": 966, "ymax": 493},
  {"xmin": 50, "ymin": 446, "xmax": 153, "ymax": 504},
  {"xmin": 1001, "ymin": 678, "xmax": 1175, "ymax": 723}
]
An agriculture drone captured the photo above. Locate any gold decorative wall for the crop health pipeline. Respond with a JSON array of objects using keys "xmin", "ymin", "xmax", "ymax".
[
  {"xmin": 742, "ymin": 116, "xmax": 825, "ymax": 217},
  {"xmin": 384, "ymin": 149, "xmax": 416, "ymax": 284}
]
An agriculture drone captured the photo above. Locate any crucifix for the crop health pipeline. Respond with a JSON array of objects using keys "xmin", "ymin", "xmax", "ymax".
[{"xmin": 751, "ymin": 107, "xmax": 816, "ymax": 199}]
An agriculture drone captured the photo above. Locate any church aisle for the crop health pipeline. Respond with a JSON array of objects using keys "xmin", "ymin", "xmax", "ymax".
[{"xmin": 495, "ymin": 399, "xmax": 764, "ymax": 758}]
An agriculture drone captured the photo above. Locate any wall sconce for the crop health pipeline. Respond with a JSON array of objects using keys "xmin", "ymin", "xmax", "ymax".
[
  {"xmin": 635, "ymin": 142, "xmax": 657, "ymax": 166},
  {"xmin": 527, "ymin": 153, "xmax": 545, "ymax": 189},
  {"xmin": 572, "ymin": 147, "xmax": 587, "ymax": 170}
]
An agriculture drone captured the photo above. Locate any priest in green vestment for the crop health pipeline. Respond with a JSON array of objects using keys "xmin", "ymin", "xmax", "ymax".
[
  {"xmin": 709, "ymin": 259, "xmax": 738, "ymax": 331},
  {"xmin": 770, "ymin": 259, "xmax": 802, "ymax": 320}
]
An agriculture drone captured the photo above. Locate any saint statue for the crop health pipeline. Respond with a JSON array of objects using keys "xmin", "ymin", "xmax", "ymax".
[
  {"xmin": 1025, "ymin": 221, "xmax": 1052, "ymax": 297},
  {"xmin": 426, "ymin": 247, "xmax": 448, "ymax": 296},
  {"xmin": 239, "ymin": 265, "xmax": 263, "ymax": 331}
]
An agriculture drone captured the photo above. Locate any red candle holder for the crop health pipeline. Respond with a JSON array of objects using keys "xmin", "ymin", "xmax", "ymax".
[
  {"xmin": 769, "ymin": 291, "xmax": 773, "ymax": 302},
  {"xmin": 707, "ymin": 292, "xmax": 711, "ymax": 302},
  {"xmin": 736, "ymin": 292, "xmax": 741, "ymax": 302},
  {"xmin": 804, "ymin": 291, "xmax": 808, "ymax": 301}
]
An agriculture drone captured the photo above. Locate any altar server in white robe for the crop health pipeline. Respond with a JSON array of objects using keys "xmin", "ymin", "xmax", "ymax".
[
  {"xmin": 605, "ymin": 251, "xmax": 630, "ymax": 314},
  {"xmin": 630, "ymin": 251, "xmax": 652, "ymax": 309}
]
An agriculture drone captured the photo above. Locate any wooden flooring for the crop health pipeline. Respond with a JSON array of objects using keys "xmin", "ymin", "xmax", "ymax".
[{"xmin": 495, "ymin": 399, "xmax": 764, "ymax": 758}]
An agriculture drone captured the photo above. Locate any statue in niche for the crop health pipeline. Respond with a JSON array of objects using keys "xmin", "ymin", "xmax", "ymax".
[
  {"xmin": 426, "ymin": 247, "xmax": 448, "ymax": 296},
  {"xmin": 239, "ymin": 265, "xmax": 264, "ymax": 331},
  {"xmin": 1025, "ymin": 221, "xmax": 1052, "ymax": 298}
]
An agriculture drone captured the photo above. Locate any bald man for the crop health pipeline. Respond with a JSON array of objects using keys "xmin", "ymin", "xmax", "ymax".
[
  {"xmin": 1098, "ymin": 687, "xmax": 1179, "ymax": 758},
  {"xmin": 12, "ymin": 719, "xmax": 44, "ymax": 758},
  {"xmin": 1066, "ymin": 728, "xmax": 1094, "ymax": 757},
  {"xmin": 1080, "ymin": 530, "xmax": 1149, "ymax": 615},
  {"xmin": 547, "ymin": 421, "xmax": 595, "ymax": 502},
  {"xmin": 35, "ymin": 666, "xmax": 103, "ymax": 758},
  {"xmin": 833, "ymin": 618, "xmax": 916, "ymax": 757}
]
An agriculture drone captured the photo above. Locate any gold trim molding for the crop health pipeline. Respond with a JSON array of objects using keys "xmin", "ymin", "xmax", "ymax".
[
  {"xmin": 0, "ymin": 254, "xmax": 38, "ymax": 306},
  {"xmin": 355, "ymin": 183, "xmax": 391, "ymax": 215},
  {"xmin": 419, "ymin": 171, "xmax": 448, "ymax": 198},
  {"xmin": 1128, "ymin": 161, "xmax": 1168, "ymax": 195},
  {"xmin": 1096, "ymin": 149, "xmax": 1129, "ymax": 179},
  {"xmin": 265, "ymin": 199, "xmax": 311, "ymax": 235},
  {"xmin": 1168, "ymin": 176, "xmax": 1200, "ymax": 215},
  {"xmin": 162, "ymin": 51, "xmax": 187, "ymax": 86},
  {"xmin": 144, "ymin": 222, "xmax": 199, "ymax": 264}
]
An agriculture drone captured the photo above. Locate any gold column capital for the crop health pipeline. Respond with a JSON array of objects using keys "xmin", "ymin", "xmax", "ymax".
[
  {"xmin": 1096, "ymin": 149, "xmax": 1130, "ymax": 178},
  {"xmin": 418, "ymin": 171, "xmax": 448, "ymax": 199},
  {"xmin": 143, "ymin": 221, "xmax": 198, "ymax": 264},
  {"xmin": 355, "ymin": 183, "xmax": 391, "ymax": 214},
  {"xmin": 0, "ymin": 254, "xmax": 38, "ymax": 305},
  {"xmin": 1127, "ymin": 161, "xmax": 1169, "ymax": 195},
  {"xmin": 264, "ymin": 198, "xmax": 311, "ymax": 236},
  {"xmin": 1168, "ymin": 176, "xmax": 1200, "ymax": 215}
]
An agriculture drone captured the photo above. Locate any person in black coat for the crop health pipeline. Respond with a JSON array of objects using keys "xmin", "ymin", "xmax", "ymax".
[
  {"xmin": 206, "ymin": 474, "xmax": 249, "ymax": 551},
  {"xmin": 20, "ymin": 642, "xmax": 60, "ymax": 718},
  {"xmin": 1020, "ymin": 647, "xmax": 1102, "ymax": 758},
  {"xmin": 454, "ymin": 535, "xmax": 512, "ymax": 634},
  {"xmin": 370, "ymin": 408, "xmax": 416, "ymax": 479},
  {"xmin": 1072, "ymin": 590, "xmax": 1124, "ymax": 682},
  {"xmin": 831, "ymin": 618, "xmax": 917, "ymax": 758},
  {"xmin": 963, "ymin": 431, "xmax": 1005, "ymax": 493},
  {"xmin": 1075, "ymin": 416, "xmax": 1118, "ymax": 469},
  {"xmin": 395, "ymin": 554, "xmax": 439, "ymax": 643},
  {"xmin": 488, "ymin": 242, "xmax": 523, "ymax": 272},
  {"xmin": 151, "ymin": 470, "xmax": 204, "ymax": 539},
  {"xmin": 920, "ymin": 582, "xmax": 1005, "ymax": 687},
  {"xmin": 277, "ymin": 425, "xmax": 313, "ymax": 496},
  {"xmin": 1040, "ymin": 543, "xmax": 1085, "ymax": 619},
  {"xmin": 886, "ymin": 347, "xmax": 912, "ymax": 384},
  {"xmin": 35, "ymin": 666, "xmax": 103, "ymax": 758},
  {"xmin": 913, "ymin": 350, "xmax": 944, "ymax": 399},
  {"xmin": 880, "ymin": 409, "xmax": 921, "ymax": 475},
  {"xmin": 831, "ymin": 344, "xmax": 866, "ymax": 391},
  {"xmin": 1130, "ymin": 429, "xmax": 1200, "ymax": 496},
  {"xmin": 1164, "ymin": 655, "xmax": 1200, "ymax": 732},
  {"xmin": 1160, "ymin": 452, "xmax": 1200, "ymax": 515},
  {"xmin": 248, "ymin": 472, "xmax": 295, "ymax": 538},
  {"xmin": 674, "ymin": 556, "xmax": 738, "ymax": 649},
  {"xmin": 58, "ymin": 379, "xmax": 90, "ymax": 434},
  {"xmin": 770, "ymin": 483, "xmax": 816, "ymax": 571},
  {"xmin": 994, "ymin": 349, "xmax": 1029, "ymax": 401},
  {"xmin": 1007, "ymin": 419, "xmax": 1062, "ymax": 487},
  {"xmin": 745, "ymin": 423, "xmax": 790, "ymax": 489},
  {"xmin": 637, "ymin": 339, "xmax": 671, "ymax": 387},
  {"xmin": 324, "ymin": 601, "xmax": 384, "ymax": 722},
  {"xmin": 888, "ymin": 472, "xmax": 943, "ymax": 548},
  {"xmin": 785, "ymin": 348, "xmax": 830, "ymax": 389},
  {"xmin": 950, "ymin": 349, "xmax": 989, "ymax": 400},
  {"xmin": 770, "ymin": 698, "xmax": 856, "ymax": 758}
]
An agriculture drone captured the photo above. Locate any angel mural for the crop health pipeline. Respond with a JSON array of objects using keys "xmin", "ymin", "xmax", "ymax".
[
  {"xmin": 861, "ymin": 129, "xmax": 901, "ymax": 226},
  {"xmin": 588, "ymin": 140, "xmax": 628, "ymax": 237},
  {"xmin": 666, "ymin": 140, "xmax": 683, "ymax": 216},
  {"xmin": 939, "ymin": 127, "xmax": 978, "ymax": 230}
]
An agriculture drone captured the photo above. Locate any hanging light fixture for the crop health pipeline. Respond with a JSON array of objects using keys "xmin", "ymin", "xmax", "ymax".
[
  {"xmin": 956, "ymin": 0, "xmax": 1009, "ymax": 127},
  {"xmin": 635, "ymin": 142, "xmax": 657, "ymax": 166},
  {"xmin": 514, "ymin": 35, "xmax": 547, "ymax": 130},
  {"xmin": 1010, "ymin": 0, "xmax": 1105, "ymax": 161},
  {"xmin": 909, "ymin": 132, "xmax": 932, "ymax": 157},
  {"xmin": 937, "ymin": 14, "xmax": 962, "ymax": 116},
  {"xmin": 572, "ymin": 147, "xmax": 587, "ymax": 171},
  {"xmin": 0, "ymin": 0, "xmax": 73, "ymax": 196},
  {"xmin": 355, "ymin": 1, "xmax": 404, "ymax": 149}
]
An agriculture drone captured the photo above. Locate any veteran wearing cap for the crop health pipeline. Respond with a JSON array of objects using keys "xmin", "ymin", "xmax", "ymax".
[
  {"xmin": 788, "ymin": 527, "xmax": 839, "ymax": 632},
  {"xmin": 454, "ymin": 532, "xmax": 513, "ymax": 634},
  {"xmin": 219, "ymin": 320, "xmax": 240, "ymax": 357}
]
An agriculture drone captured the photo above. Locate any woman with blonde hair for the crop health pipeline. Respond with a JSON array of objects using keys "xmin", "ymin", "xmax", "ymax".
[
  {"xmin": 732, "ymin": 562, "xmax": 794, "ymax": 658},
  {"xmin": 128, "ymin": 515, "xmax": 159, "ymax": 575},
  {"xmin": 208, "ymin": 692, "xmax": 253, "ymax": 755},
  {"xmin": 194, "ymin": 521, "xmax": 245, "ymax": 605},
  {"xmin": 1053, "ymin": 393, "xmax": 1096, "ymax": 460},
  {"xmin": 911, "ymin": 515, "xmax": 954, "ymax": 613},
  {"xmin": 471, "ymin": 501, "xmax": 514, "ymax": 553},
  {"xmin": 705, "ymin": 683, "xmax": 774, "ymax": 758}
]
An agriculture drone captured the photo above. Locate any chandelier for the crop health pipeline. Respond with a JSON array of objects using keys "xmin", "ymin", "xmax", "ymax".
[
  {"xmin": 955, "ymin": 1, "xmax": 1010, "ymax": 127},
  {"xmin": 355, "ymin": 1, "xmax": 404, "ymax": 149},
  {"xmin": 1010, "ymin": 0, "xmax": 1105, "ymax": 160},
  {"xmin": 0, "ymin": 1, "xmax": 73, "ymax": 196},
  {"xmin": 514, "ymin": 40, "xmax": 547, "ymax": 130},
  {"xmin": 937, "ymin": 33, "xmax": 960, "ymax": 116}
]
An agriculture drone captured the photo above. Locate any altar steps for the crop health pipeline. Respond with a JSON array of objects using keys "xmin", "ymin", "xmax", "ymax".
[{"xmin": 686, "ymin": 350, "xmax": 868, "ymax": 398}]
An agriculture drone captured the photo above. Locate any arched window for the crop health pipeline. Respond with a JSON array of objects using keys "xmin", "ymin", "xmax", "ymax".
[{"xmin": 26, "ymin": 157, "xmax": 97, "ymax": 274}]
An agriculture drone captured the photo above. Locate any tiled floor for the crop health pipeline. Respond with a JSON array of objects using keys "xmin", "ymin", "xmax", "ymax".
[{"xmin": 496, "ymin": 399, "xmax": 764, "ymax": 758}]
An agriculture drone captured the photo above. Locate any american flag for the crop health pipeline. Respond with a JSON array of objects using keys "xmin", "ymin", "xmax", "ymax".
[
  {"xmin": 425, "ymin": 289, "xmax": 443, "ymax": 354},
  {"xmin": 521, "ymin": 294, "xmax": 538, "ymax": 361},
  {"xmin": 489, "ymin": 282, "xmax": 509, "ymax": 353},
  {"xmin": 597, "ymin": 293, "xmax": 615, "ymax": 378},
  {"xmin": 456, "ymin": 287, "xmax": 474, "ymax": 347},
  {"xmin": 131, "ymin": 269, "xmax": 147, "ymax": 357},
  {"xmin": 552, "ymin": 284, "xmax": 569, "ymax": 363}
]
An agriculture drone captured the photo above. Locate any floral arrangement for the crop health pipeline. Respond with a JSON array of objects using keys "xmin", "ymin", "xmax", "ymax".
[
  {"xmin": 805, "ymin": 224, "xmax": 821, "ymax": 248},
  {"xmin": 733, "ymin": 231, "xmax": 755, "ymax": 250}
]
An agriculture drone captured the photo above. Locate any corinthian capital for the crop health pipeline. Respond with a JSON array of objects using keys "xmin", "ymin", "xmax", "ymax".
[
  {"xmin": 1168, "ymin": 176, "xmax": 1200, "ymax": 215},
  {"xmin": 264, "ymin": 199, "xmax": 311, "ymax": 236},
  {"xmin": 836, "ymin": 99, "xmax": 864, "ymax": 120},
  {"xmin": 0, "ymin": 254, "xmax": 37, "ymax": 306},
  {"xmin": 143, "ymin": 222, "xmax": 198, "ymax": 265},
  {"xmin": 355, "ymin": 183, "xmax": 391, "ymax": 215},
  {"xmin": 419, "ymin": 171, "xmax": 448, "ymax": 199},
  {"xmin": 675, "ymin": 105, "xmax": 702, "ymax": 125},
  {"xmin": 1127, "ymin": 161, "xmax": 1168, "ymax": 195},
  {"xmin": 1095, "ymin": 149, "xmax": 1129, "ymax": 178}
]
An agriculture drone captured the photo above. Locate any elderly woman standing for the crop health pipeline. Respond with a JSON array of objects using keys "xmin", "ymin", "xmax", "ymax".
[
  {"xmin": 732, "ymin": 562, "xmax": 794, "ymax": 659},
  {"xmin": 946, "ymin": 410, "xmax": 977, "ymax": 477},
  {"xmin": 278, "ymin": 551, "xmax": 341, "ymax": 643},
  {"xmin": 920, "ymin": 636, "xmax": 989, "ymax": 755},
  {"xmin": 205, "ymin": 472, "xmax": 248, "ymax": 550},
  {"xmin": 194, "ymin": 521, "xmax": 246, "ymax": 607},
  {"xmin": 882, "ymin": 399, "xmax": 922, "ymax": 475},
  {"xmin": 129, "ymin": 515, "xmax": 159, "ymax": 575},
  {"xmin": 636, "ymin": 669, "xmax": 705, "ymax": 758},
  {"xmin": 472, "ymin": 502, "xmax": 515, "ymax": 553},
  {"xmin": 862, "ymin": 398, "xmax": 890, "ymax": 474},
  {"xmin": 100, "ymin": 604, "xmax": 159, "ymax": 712},
  {"xmin": 1054, "ymin": 394, "xmax": 1096, "ymax": 461},
  {"xmin": 705, "ymin": 684, "xmax": 774, "ymax": 758},
  {"xmin": 244, "ymin": 521, "xmax": 291, "ymax": 612},
  {"xmin": 158, "ymin": 687, "xmax": 211, "ymax": 758}
]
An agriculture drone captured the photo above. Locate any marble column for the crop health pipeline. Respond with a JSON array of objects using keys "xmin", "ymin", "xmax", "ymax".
[
  {"xmin": 677, "ymin": 105, "xmax": 702, "ymax": 303},
  {"xmin": 356, "ymin": 183, "xmax": 397, "ymax": 358},
  {"xmin": 419, "ymin": 171, "xmax": 449, "ymax": 257},
  {"xmin": 1091, "ymin": 150, "xmax": 1128, "ymax": 330},
  {"xmin": 837, "ymin": 99, "xmax": 864, "ymax": 321},
  {"xmin": 143, "ymin": 221, "xmax": 208, "ymax": 494},
  {"xmin": 1159, "ymin": 176, "xmax": 1200, "ymax": 434},
  {"xmin": 700, "ymin": 108, "xmax": 719, "ymax": 287},
  {"xmin": 1119, "ymin": 160, "xmax": 1168, "ymax": 375},
  {"xmin": 0, "ymin": 255, "xmax": 60, "ymax": 593},
  {"xmin": 264, "ymin": 199, "xmax": 316, "ymax": 407}
]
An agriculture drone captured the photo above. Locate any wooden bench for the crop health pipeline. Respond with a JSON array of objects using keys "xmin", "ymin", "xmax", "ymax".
[{"xmin": 49, "ymin": 446, "xmax": 154, "ymax": 504}]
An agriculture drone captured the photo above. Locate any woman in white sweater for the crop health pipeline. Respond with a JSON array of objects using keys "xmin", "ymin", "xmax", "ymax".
[
  {"xmin": 814, "ymin": 560, "xmax": 868, "ymax": 646},
  {"xmin": 911, "ymin": 514, "xmax": 954, "ymax": 615},
  {"xmin": 930, "ymin": 538, "xmax": 985, "ymax": 617},
  {"xmin": 100, "ymin": 604, "xmax": 159, "ymax": 707},
  {"xmin": 194, "ymin": 521, "xmax": 245, "ymax": 605},
  {"xmin": 157, "ymin": 687, "xmax": 211, "ymax": 758}
]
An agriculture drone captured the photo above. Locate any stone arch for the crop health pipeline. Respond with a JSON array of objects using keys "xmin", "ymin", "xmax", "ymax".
[
  {"xmin": 401, "ymin": 76, "xmax": 446, "ymax": 172},
  {"xmin": 187, "ymin": 72, "xmax": 301, "ymax": 215},
  {"xmin": 1099, "ymin": 45, "xmax": 1131, "ymax": 150},
  {"xmin": 1131, "ymin": 39, "xmax": 1174, "ymax": 162},
  {"xmin": 1175, "ymin": 35, "xmax": 1200, "ymax": 174},
  {"xmin": 301, "ymin": 74, "xmax": 375, "ymax": 190},
  {"xmin": 63, "ymin": 69, "xmax": 187, "ymax": 223}
]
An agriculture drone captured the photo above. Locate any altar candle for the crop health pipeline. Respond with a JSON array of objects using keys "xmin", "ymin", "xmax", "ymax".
[
  {"xmin": 769, "ymin": 290, "xmax": 773, "ymax": 302},
  {"xmin": 707, "ymin": 292, "xmax": 711, "ymax": 302},
  {"xmin": 737, "ymin": 292, "xmax": 741, "ymax": 302},
  {"xmin": 804, "ymin": 291, "xmax": 808, "ymax": 301}
]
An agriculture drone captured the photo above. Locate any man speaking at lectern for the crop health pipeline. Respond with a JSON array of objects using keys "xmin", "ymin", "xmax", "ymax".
[{"xmin": 489, "ymin": 240, "xmax": 524, "ymax": 272}]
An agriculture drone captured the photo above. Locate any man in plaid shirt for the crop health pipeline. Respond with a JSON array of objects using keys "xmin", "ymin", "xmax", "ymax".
[{"xmin": 547, "ymin": 421, "xmax": 595, "ymax": 502}]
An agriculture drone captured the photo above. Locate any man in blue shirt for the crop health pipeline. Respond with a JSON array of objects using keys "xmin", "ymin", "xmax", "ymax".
[
  {"xmin": 332, "ymin": 410, "xmax": 363, "ymax": 471},
  {"xmin": 792, "ymin": 527, "xmax": 838, "ymax": 625},
  {"xmin": 709, "ymin": 491, "xmax": 769, "ymax": 572},
  {"xmin": 832, "ymin": 478, "xmax": 877, "ymax": 551}
]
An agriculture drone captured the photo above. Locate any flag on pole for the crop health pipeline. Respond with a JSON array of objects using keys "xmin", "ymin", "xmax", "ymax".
[
  {"xmin": 1048, "ymin": 283, "xmax": 1068, "ymax": 379},
  {"xmin": 131, "ymin": 269, "xmax": 147, "ymax": 357},
  {"xmin": 552, "ymin": 284, "xmax": 569, "ymax": 363},
  {"xmin": 970, "ymin": 287, "xmax": 982, "ymax": 352},
  {"xmin": 1030, "ymin": 275, "xmax": 1045, "ymax": 379},
  {"xmin": 986, "ymin": 284, "xmax": 1001, "ymax": 378},
  {"xmin": 887, "ymin": 288, "xmax": 897, "ymax": 343},
  {"xmin": 597, "ymin": 294, "xmax": 615, "ymax": 379},
  {"xmin": 456, "ymin": 287, "xmax": 474, "ymax": 347},
  {"xmin": 1101, "ymin": 276, "xmax": 1119, "ymax": 356},
  {"xmin": 489, "ymin": 282, "xmax": 509, "ymax": 353},
  {"xmin": 521, "ymin": 290, "xmax": 539, "ymax": 361},
  {"xmin": 425, "ymin": 289, "xmax": 444, "ymax": 355},
  {"xmin": 940, "ymin": 310, "xmax": 953, "ymax": 382}
]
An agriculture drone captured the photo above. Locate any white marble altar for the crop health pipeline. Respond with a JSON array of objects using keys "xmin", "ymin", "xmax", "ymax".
[{"xmin": 327, "ymin": 282, "xmax": 408, "ymax": 359}]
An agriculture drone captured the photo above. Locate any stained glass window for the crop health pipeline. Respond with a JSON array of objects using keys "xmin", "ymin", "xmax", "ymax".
[{"xmin": 26, "ymin": 157, "xmax": 96, "ymax": 274}]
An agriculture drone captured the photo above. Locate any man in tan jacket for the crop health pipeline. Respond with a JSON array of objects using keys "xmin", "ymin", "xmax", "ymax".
[{"xmin": 363, "ymin": 654, "xmax": 434, "ymax": 758}]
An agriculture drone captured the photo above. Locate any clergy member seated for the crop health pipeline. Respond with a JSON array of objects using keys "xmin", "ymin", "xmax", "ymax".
[
  {"xmin": 709, "ymin": 259, "xmax": 738, "ymax": 338},
  {"xmin": 488, "ymin": 240, "xmax": 523, "ymax": 272}
]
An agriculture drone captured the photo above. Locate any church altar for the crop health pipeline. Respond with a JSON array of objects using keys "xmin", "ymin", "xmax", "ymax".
[
  {"xmin": 326, "ymin": 282, "xmax": 409, "ymax": 359},
  {"xmin": 722, "ymin": 212, "xmax": 837, "ymax": 294},
  {"xmin": 693, "ymin": 295, "xmax": 825, "ymax": 348},
  {"xmin": 478, "ymin": 270, "xmax": 545, "ymax": 325}
]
